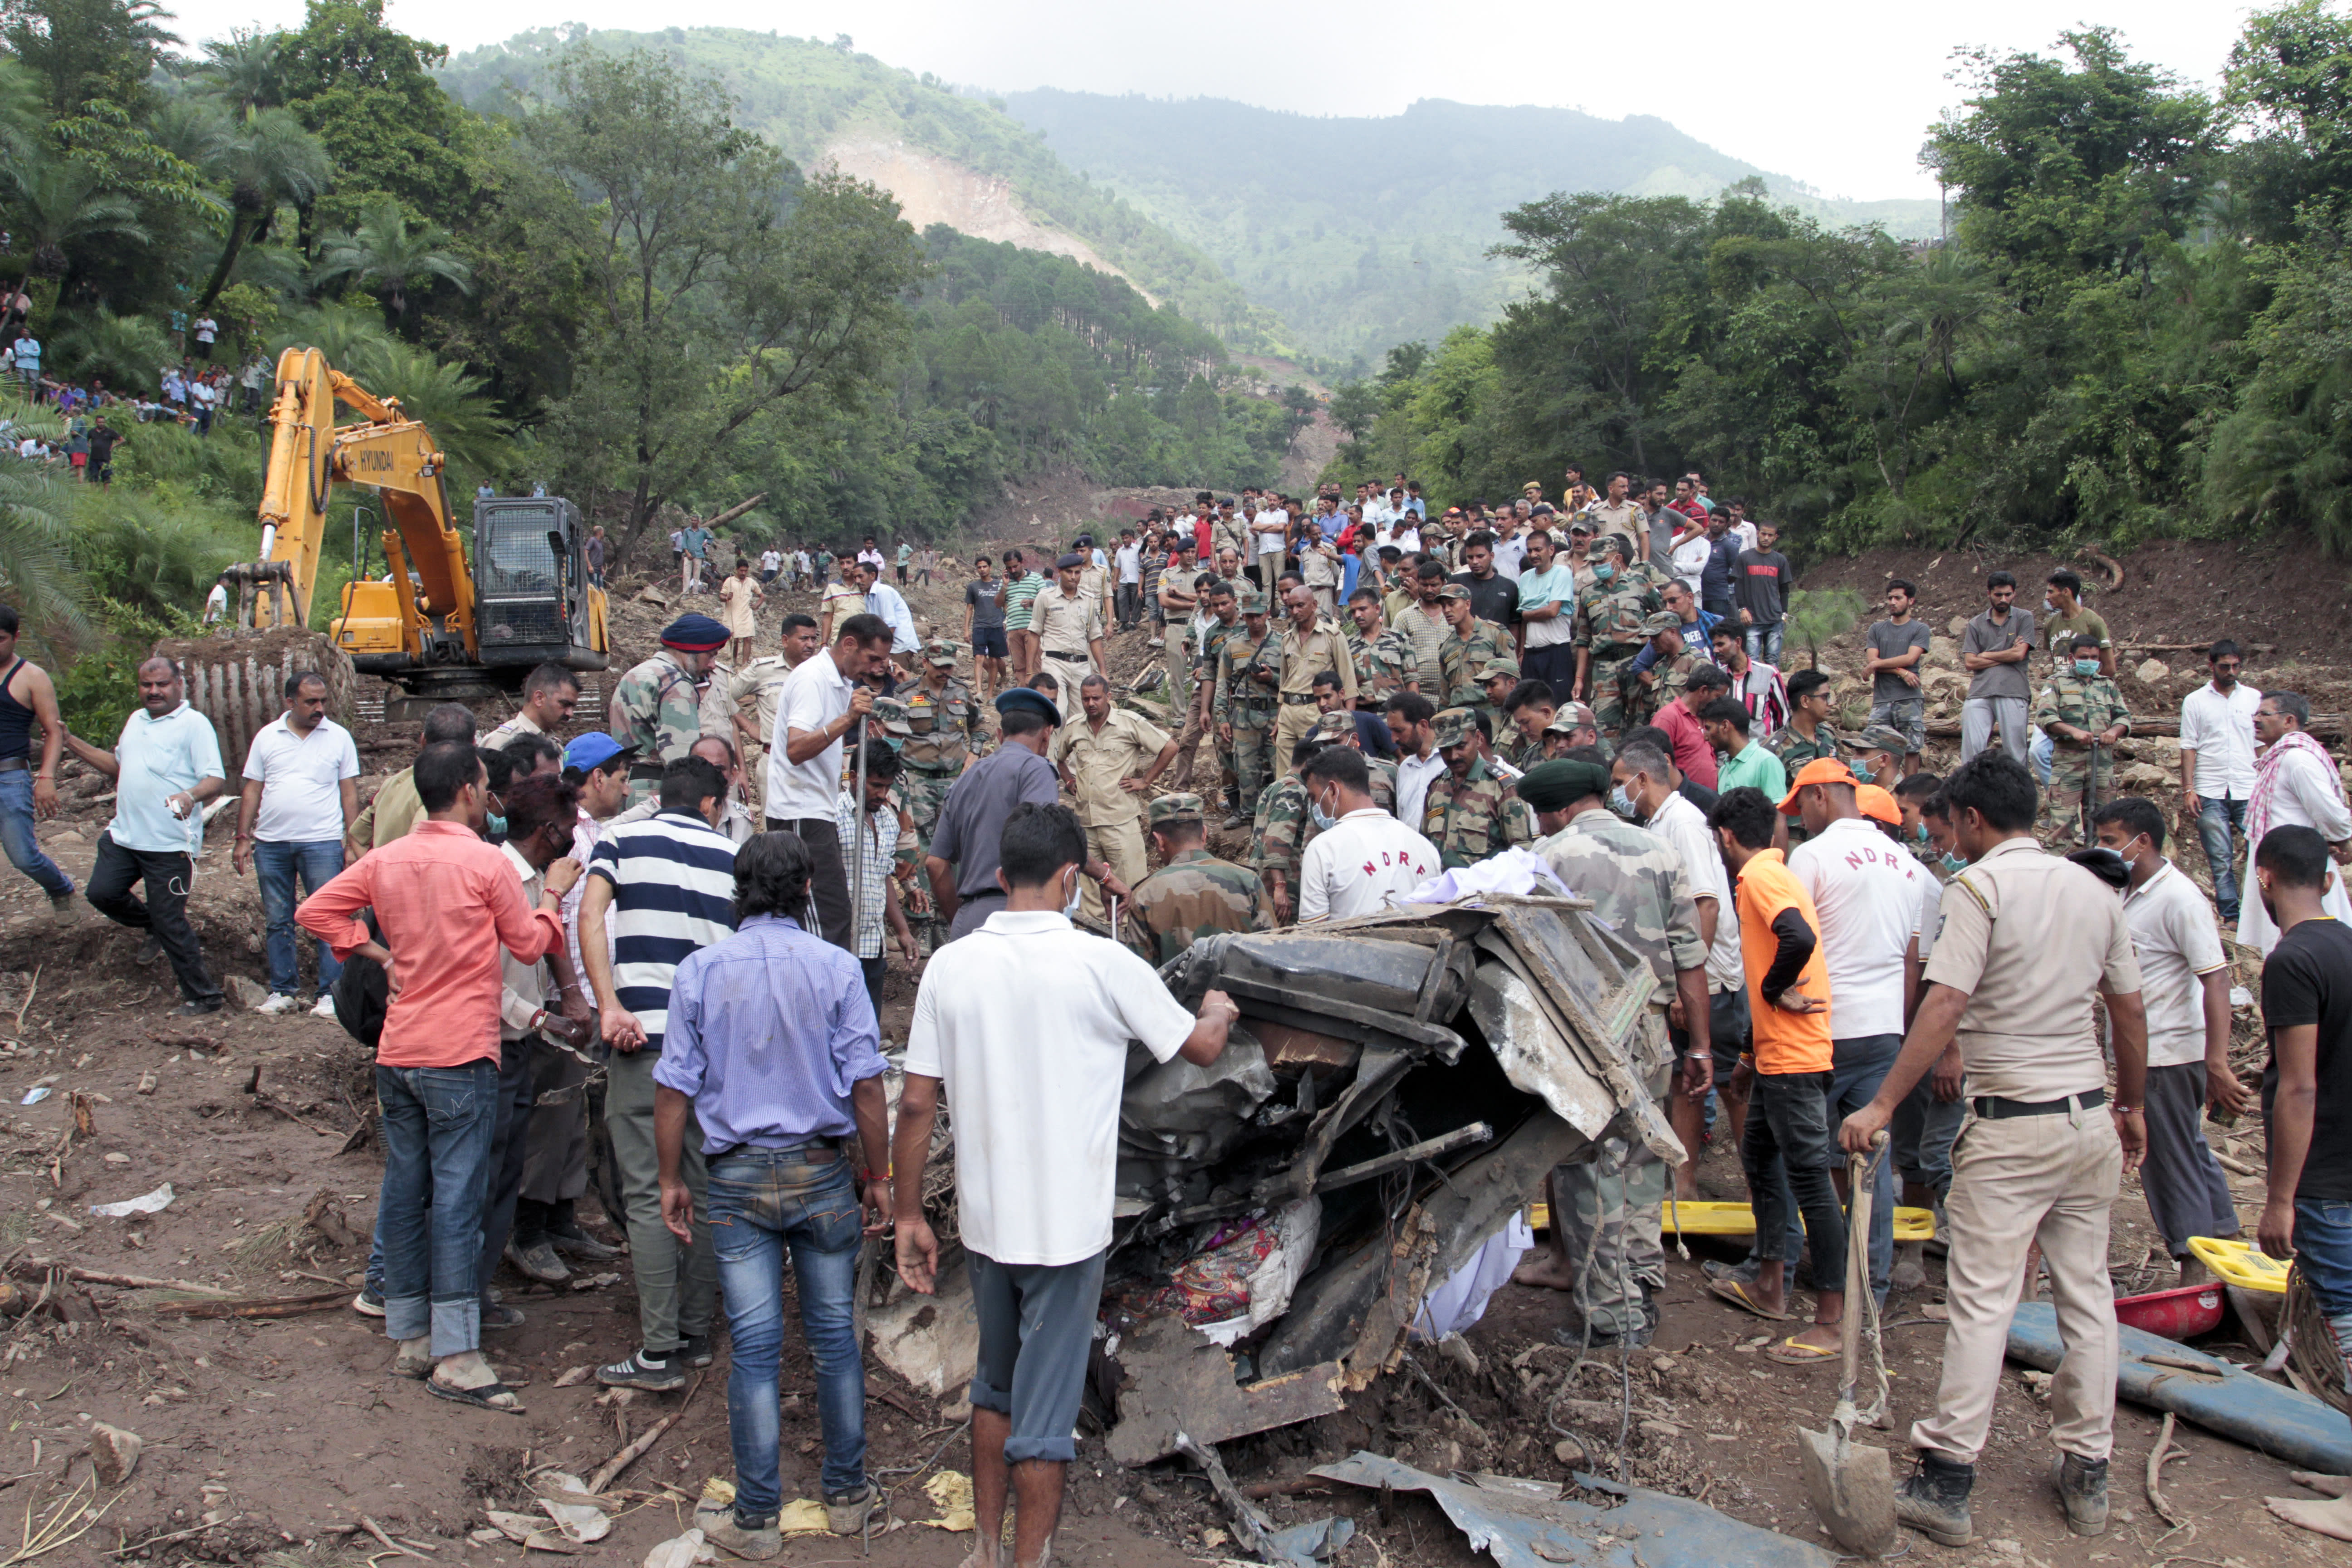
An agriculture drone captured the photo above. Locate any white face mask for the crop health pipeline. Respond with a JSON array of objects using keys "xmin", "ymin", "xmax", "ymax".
[{"xmin": 1062, "ymin": 866, "xmax": 1083, "ymax": 921}]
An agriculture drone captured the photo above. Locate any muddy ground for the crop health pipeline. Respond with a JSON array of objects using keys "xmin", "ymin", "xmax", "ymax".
[{"xmin": 0, "ymin": 539, "xmax": 2337, "ymax": 1565}]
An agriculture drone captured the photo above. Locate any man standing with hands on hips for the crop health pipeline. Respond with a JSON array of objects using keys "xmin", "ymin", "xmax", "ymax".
[
  {"xmin": 1838, "ymin": 752, "xmax": 2148, "ymax": 1549},
  {"xmin": 894, "ymin": 803, "xmax": 1238, "ymax": 1568}
]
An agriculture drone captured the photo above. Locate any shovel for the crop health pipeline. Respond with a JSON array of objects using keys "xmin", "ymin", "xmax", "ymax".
[{"xmin": 1798, "ymin": 1132, "xmax": 1896, "ymax": 1556}]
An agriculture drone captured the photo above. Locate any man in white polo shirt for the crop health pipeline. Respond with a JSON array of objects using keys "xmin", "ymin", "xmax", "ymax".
[
  {"xmin": 2092, "ymin": 797, "xmax": 2246, "ymax": 1284},
  {"xmin": 894, "ymin": 803, "xmax": 1237, "ymax": 1568},
  {"xmin": 234, "ymin": 669, "xmax": 359, "ymax": 1016},
  {"xmin": 769, "ymin": 612, "xmax": 892, "ymax": 952},
  {"xmin": 1779, "ymin": 755, "xmax": 1930, "ymax": 1307},
  {"xmin": 1297, "ymin": 745, "xmax": 1439, "ymax": 921},
  {"xmin": 65, "ymin": 657, "xmax": 228, "ymax": 1015}
]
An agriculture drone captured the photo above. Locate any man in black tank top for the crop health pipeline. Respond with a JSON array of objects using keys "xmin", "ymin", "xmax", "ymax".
[{"xmin": 0, "ymin": 607, "xmax": 74, "ymax": 911}]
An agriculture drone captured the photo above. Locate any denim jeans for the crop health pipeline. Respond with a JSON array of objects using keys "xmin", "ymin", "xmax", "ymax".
[
  {"xmin": 2197, "ymin": 795, "xmax": 2248, "ymax": 921},
  {"xmin": 1744, "ymin": 624, "xmax": 1783, "ymax": 667},
  {"xmin": 1778, "ymin": 1033, "xmax": 1901, "ymax": 1300},
  {"xmin": 706, "ymin": 1147, "xmax": 866, "ymax": 1514},
  {"xmin": 254, "ymin": 838, "xmax": 345, "ymax": 995},
  {"xmin": 0, "ymin": 769, "xmax": 71, "ymax": 898},
  {"xmin": 1742, "ymin": 1069, "xmax": 1847, "ymax": 1294},
  {"xmin": 2296, "ymin": 1199, "xmax": 2352, "ymax": 1358},
  {"xmin": 1890, "ymin": 1077, "xmax": 1966, "ymax": 1205},
  {"xmin": 2030, "ymin": 726, "xmax": 2053, "ymax": 787},
  {"xmin": 375, "ymin": 1059, "xmax": 500, "ymax": 1357}
]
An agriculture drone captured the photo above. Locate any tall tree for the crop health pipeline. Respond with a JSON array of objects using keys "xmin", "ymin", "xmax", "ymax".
[
  {"xmin": 0, "ymin": 0, "xmax": 174, "ymax": 116},
  {"xmin": 310, "ymin": 196, "xmax": 469, "ymax": 323},
  {"xmin": 192, "ymin": 106, "xmax": 331, "ymax": 309}
]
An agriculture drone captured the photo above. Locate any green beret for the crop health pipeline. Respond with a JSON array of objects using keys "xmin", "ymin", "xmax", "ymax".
[{"xmin": 1517, "ymin": 759, "xmax": 1612, "ymax": 812}]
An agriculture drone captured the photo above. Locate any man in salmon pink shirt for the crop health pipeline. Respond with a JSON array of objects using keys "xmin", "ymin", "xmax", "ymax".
[{"xmin": 299, "ymin": 740, "xmax": 578, "ymax": 1413}]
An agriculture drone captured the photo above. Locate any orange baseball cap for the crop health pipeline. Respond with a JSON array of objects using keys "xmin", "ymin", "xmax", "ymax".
[
  {"xmin": 1855, "ymin": 784, "xmax": 1902, "ymax": 826},
  {"xmin": 1778, "ymin": 756, "xmax": 1859, "ymax": 814}
]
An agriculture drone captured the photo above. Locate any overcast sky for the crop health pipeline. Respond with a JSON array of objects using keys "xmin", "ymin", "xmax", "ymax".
[{"xmin": 166, "ymin": 0, "xmax": 2249, "ymax": 200}]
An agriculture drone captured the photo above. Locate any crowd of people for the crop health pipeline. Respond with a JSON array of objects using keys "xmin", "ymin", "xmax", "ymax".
[{"xmin": 0, "ymin": 452, "xmax": 2342, "ymax": 1562}]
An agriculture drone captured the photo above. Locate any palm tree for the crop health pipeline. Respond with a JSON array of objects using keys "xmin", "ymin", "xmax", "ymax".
[
  {"xmin": 0, "ymin": 145, "xmax": 150, "ymax": 289},
  {"xmin": 197, "ymin": 29, "xmax": 284, "ymax": 118},
  {"xmin": 194, "ymin": 108, "xmax": 330, "ymax": 310},
  {"xmin": 0, "ymin": 412, "xmax": 88, "ymax": 657},
  {"xmin": 311, "ymin": 200, "xmax": 472, "ymax": 327}
]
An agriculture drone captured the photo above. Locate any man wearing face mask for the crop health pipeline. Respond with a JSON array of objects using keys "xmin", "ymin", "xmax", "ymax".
[
  {"xmin": 1296, "ymin": 747, "xmax": 1439, "ymax": 923},
  {"xmin": 2091, "ymin": 797, "xmax": 2248, "ymax": 1286},
  {"xmin": 2034, "ymin": 634, "xmax": 2130, "ymax": 850}
]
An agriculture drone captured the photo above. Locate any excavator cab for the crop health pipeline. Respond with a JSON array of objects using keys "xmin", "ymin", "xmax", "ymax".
[{"xmin": 472, "ymin": 496, "xmax": 605, "ymax": 675}]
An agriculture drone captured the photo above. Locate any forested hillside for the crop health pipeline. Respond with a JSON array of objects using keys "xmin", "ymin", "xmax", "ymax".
[
  {"xmin": 436, "ymin": 28, "xmax": 1284, "ymax": 352},
  {"xmin": 1002, "ymin": 91, "xmax": 1942, "ymax": 368},
  {"xmin": 1323, "ymin": 17, "xmax": 2352, "ymax": 557}
]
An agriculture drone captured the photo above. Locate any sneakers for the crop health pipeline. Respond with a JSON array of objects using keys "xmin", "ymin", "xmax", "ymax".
[
  {"xmin": 2052, "ymin": 1452, "xmax": 2109, "ymax": 1536},
  {"xmin": 824, "ymin": 1486, "xmax": 875, "ymax": 1535},
  {"xmin": 310, "ymin": 995, "xmax": 339, "ymax": 1019},
  {"xmin": 47, "ymin": 889, "xmax": 75, "ymax": 916},
  {"xmin": 255, "ymin": 992, "xmax": 300, "ymax": 1016},
  {"xmin": 177, "ymin": 997, "xmax": 225, "ymax": 1016},
  {"xmin": 505, "ymin": 1236, "xmax": 570, "ymax": 1285},
  {"xmin": 693, "ymin": 1500, "xmax": 780, "ymax": 1561},
  {"xmin": 352, "ymin": 1285, "xmax": 386, "ymax": 1318},
  {"xmin": 1894, "ymin": 1451, "xmax": 1975, "ymax": 1547},
  {"xmin": 135, "ymin": 934, "xmax": 164, "ymax": 966},
  {"xmin": 596, "ymin": 1348, "xmax": 686, "ymax": 1392},
  {"xmin": 680, "ymin": 1332, "xmax": 716, "ymax": 1369}
]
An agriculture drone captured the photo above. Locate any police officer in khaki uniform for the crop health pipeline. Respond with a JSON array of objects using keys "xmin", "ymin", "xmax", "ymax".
[
  {"xmin": 1030, "ymin": 551, "xmax": 1106, "ymax": 721},
  {"xmin": 1840, "ymin": 751, "xmax": 2149, "ymax": 1549},
  {"xmin": 1049, "ymin": 672, "xmax": 1177, "ymax": 923},
  {"xmin": 1271, "ymin": 583, "xmax": 1357, "ymax": 779}
]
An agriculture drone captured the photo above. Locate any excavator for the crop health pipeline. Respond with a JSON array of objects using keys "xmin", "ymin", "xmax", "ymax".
[{"xmin": 214, "ymin": 345, "xmax": 609, "ymax": 699}]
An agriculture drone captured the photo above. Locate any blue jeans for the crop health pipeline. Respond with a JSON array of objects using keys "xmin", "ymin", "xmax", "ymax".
[
  {"xmin": 2197, "ymin": 795, "xmax": 2247, "ymax": 921},
  {"xmin": 707, "ymin": 1147, "xmax": 867, "ymax": 1514},
  {"xmin": 1779, "ymin": 1033, "xmax": 1901, "ymax": 1301},
  {"xmin": 2294, "ymin": 1198, "xmax": 2352, "ymax": 1359},
  {"xmin": 255, "ymin": 838, "xmax": 345, "ymax": 995},
  {"xmin": 0, "ymin": 769, "xmax": 70, "ymax": 898},
  {"xmin": 1744, "ymin": 625, "xmax": 1783, "ymax": 667},
  {"xmin": 2031, "ymin": 726, "xmax": 2053, "ymax": 787},
  {"xmin": 375, "ymin": 1060, "xmax": 500, "ymax": 1356}
]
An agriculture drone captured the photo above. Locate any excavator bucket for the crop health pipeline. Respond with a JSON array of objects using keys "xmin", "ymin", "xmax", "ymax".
[{"xmin": 155, "ymin": 630, "xmax": 357, "ymax": 773}]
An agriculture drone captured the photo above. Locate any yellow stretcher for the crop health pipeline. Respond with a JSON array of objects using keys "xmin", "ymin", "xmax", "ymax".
[
  {"xmin": 2186, "ymin": 1235, "xmax": 2290, "ymax": 1294},
  {"xmin": 1529, "ymin": 1200, "xmax": 1936, "ymax": 1242}
]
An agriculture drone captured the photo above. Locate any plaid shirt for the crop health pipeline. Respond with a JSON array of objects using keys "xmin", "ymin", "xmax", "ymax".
[{"xmin": 835, "ymin": 791, "xmax": 895, "ymax": 960}]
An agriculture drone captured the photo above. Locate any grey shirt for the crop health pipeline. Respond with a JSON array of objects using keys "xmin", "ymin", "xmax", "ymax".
[
  {"xmin": 1961, "ymin": 608, "xmax": 2036, "ymax": 702},
  {"xmin": 1866, "ymin": 618, "xmax": 1934, "ymax": 705},
  {"xmin": 965, "ymin": 577, "xmax": 1007, "ymax": 631},
  {"xmin": 929, "ymin": 743, "xmax": 1060, "ymax": 900}
]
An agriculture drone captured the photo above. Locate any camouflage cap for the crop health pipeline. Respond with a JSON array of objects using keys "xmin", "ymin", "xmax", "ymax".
[
  {"xmin": 1433, "ymin": 706, "xmax": 1478, "ymax": 750},
  {"xmin": 868, "ymin": 697, "xmax": 914, "ymax": 736},
  {"xmin": 1598, "ymin": 533, "xmax": 1634, "ymax": 559},
  {"xmin": 1436, "ymin": 583, "xmax": 1472, "ymax": 603},
  {"xmin": 1235, "ymin": 588, "xmax": 1269, "ymax": 615},
  {"xmin": 1642, "ymin": 610, "xmax": 1684, "ymax": 635},
  {"xmin": 1854, "ymin": 722, "xmax": 1912, "ymax": 756},
  {"xmin": 1478, "ymin": 657, "xmax": 1521, "ymax": 682},
  {"xmin": 1310, "ymin": 710, "xmax": 1356, "ymax": 741},
  {"xmin": 1147, "ymin": 792, "xmax": 1206, "ymax": 828},
  {"xmin": 922, "ymin": 639, "xmax": 959, "ymax": 666},
  {"xmin": 1547, "ymin": 701, "xmax": 1598, "ymax": 732}
]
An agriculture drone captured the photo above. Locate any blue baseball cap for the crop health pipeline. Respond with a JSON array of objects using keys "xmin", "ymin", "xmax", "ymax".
[{"xmin": 561, "ymin": 732, "xmax": 638, "ymax": 773}]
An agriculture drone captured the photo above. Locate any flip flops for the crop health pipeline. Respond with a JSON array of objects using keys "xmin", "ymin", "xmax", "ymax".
[
  {"xmin": 1764, "ymin": 1336, "xmax": 1840, "ymax": 1365},
  {"xmin": 426, "ymin": 1377, "xmax": 524, "ymax": 1414},
  {"xmin": 1708, "ymin": 1277, "xmax": 1791, "ymax": 1321}
]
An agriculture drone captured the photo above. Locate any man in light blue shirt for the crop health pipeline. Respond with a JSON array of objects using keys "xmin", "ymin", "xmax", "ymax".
[
  {"xmin": 62, "ymin": 657, "xmax": 228, "ymax": 1014},
  {"xmin": 1513, "ymin": 529, "xmax": 1582, "ymax": 693},
  {"xmin": 655, "ymin": 831, "xmax": 889, "ymax": 1554},
  {"xmin": 852, "ymin": 559, "xmax": 921, "ymax": 661}
]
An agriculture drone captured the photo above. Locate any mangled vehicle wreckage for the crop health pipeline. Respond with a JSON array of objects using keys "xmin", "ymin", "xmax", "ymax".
[{"xmin": 872, "ymin": 893, "xmax": 1682, "ymax": 1465}]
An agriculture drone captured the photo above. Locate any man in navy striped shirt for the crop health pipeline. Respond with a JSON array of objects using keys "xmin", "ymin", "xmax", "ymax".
[{"xmin": 580, "ymin": 755, "xmax": 740, "ymax": 1391}]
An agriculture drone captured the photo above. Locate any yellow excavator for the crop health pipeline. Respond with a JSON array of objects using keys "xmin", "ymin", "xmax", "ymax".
[{"xmin": 216, "ymin": 345, "xmax": 609, "ymax": 699}]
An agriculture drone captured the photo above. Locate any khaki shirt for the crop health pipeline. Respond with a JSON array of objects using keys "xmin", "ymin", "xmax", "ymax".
[
  {"xmin": 1278, "ymin": 620, "xmax": 1358, "ymax": 700},
  {"xmin": 477, "ymin": 710, "xmax": 546, "ymax": 750},
  {"xmin": 712, "ymin": 652, "xmax": 799, "ymax": 745},
  {"xmin": 1922, "ymin": 834, "xmax": 2143, "ymax": 1100},
  {"xmin": 1050, "ymin": 707, "xmax": 1171, "ymax": 826},
  {"xmin": 1032, "ymin": 583, "xmax": 1103, "ymax": 659}
]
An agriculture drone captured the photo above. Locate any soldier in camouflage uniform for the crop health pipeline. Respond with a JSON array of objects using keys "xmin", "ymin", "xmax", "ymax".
[
  {"xmin": 1765, "ymin": 669, "xmax": 1852, "ymax": 847},
  {"xmin": 1419, "ymin": 707, "xmax": 1537, "ymax": 868},
  {"xmin": 1125, "ymin": 793, "xmax": 1273, "ymax": 963},
  {"xmin": 1433, "ymin": 584, "xmax": 1509, "ymax": 710},
  {"xmin": 897, "ymin": 642, "xmax": 985, "ymax": 944},
  {"xmin": 1194, "ymin": 581, "xmax": 1245, "ymax": 822},
  {"xmin": 1512, "ymin": 756, "xmax": 1709, "ymax": 1348},
  {"xmin": 610, "ymin": 613, "xmax": 729, "ymax": 804},
  {"xmin": 1214, "ymin": 589, "xmax": 1281, "ymax": 832},
  {"xmin": 1302, "ymin": 705, "xmax": 1397, "ymax": 811},
  {"xmin": 1473, "ymin": 657, "xmax": 1522, "ymax": 737},
  {"xmin": 1627, "ymin": 611, "xmax": 1705, "ymax": 730},
  {"xmin": 1251, "ymin": 731, "xmax": 1343, "ymax": 926},
  {"xmin": 1571, "ymin": 535, "xmax": 1664, "ymax": 741},
  {"xmin": 2034, "ymin": 632, "xmax": 2131, "ymax": 849},
  {"xmin": 1345, "ymin": 589, "xmax": 1420, "ymax": 704}
]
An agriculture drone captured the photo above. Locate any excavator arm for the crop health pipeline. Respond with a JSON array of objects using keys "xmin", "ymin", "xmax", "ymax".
[{"xmin": 238, "ymin": 346, "xmax": 475, "ymax": 664}]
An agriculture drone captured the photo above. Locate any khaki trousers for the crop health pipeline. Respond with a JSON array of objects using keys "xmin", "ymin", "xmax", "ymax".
[
  {"xmin": 1272, "ymin": 701, "xmax": 1320, "ymax": 781},
  {"xmin": 1080, "ymin": 815, "xmax": 1148, "ymax": 926},
  {"xmin": 1912, "ymin": 1105, "xmax": 2122, "ymax": 1465},
  {"xmin": 1040, "ymin": 655, "xmax": 1089, "ymax": 723}
]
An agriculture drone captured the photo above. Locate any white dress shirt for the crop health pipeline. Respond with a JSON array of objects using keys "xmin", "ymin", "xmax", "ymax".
[
  {"xmin": 1396, "ymin": 750, "xmax": 1447, "ymax": 838},
  {"xmin": 2178, "ymin": 681, "xmax": 2262, "ymax": 800}
]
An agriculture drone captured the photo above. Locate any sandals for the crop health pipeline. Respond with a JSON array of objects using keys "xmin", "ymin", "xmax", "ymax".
[
  {"xmin": 1764, "ymin": 1336, "xmax": 1840, "ymax": 1365},
  {"xmin": 1708, "ymin": 1278, "xmax": 1791, "ymax": 1321},
  {"xmin": 426, "ymin": 1377, "xmax": 525, "ymax": 1414}
]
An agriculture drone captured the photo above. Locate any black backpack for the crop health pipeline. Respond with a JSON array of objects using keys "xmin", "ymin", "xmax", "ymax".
[{"xmin": 330, "ymin": 910, "xmax": 390, "ymax": 1050}]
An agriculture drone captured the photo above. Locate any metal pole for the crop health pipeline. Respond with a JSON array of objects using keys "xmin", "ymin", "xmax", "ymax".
[{"xmin": 850, "ymin": 701, "xmax": 869, "ymax": 948}]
